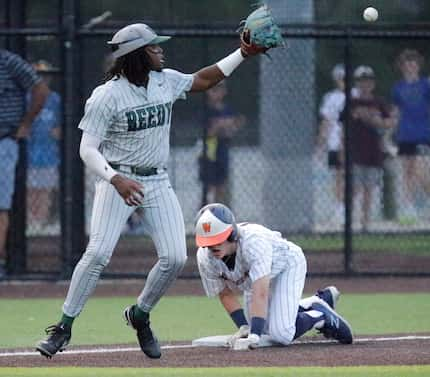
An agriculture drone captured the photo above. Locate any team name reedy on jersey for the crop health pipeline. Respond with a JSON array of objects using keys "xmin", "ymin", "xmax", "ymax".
[{"xmin": 126, "ymin": 102, "xmax": 172, "ymax": 131}]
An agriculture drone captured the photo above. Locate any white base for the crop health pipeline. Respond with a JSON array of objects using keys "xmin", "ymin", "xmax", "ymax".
[{"xmin": 192, "ymin": 334, "xmax": 281, "ymax": 348}]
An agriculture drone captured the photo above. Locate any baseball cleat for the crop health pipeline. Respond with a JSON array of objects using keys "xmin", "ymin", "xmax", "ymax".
[
  {"xmin": 36, "ymin": 323, "xmax": 71, "ymax": 358},
  {"xmin": 312, "ymin": 299, "xmax": 353, "ymax": 344},
  {"xmin": 124, "ymin": 305, "xmax": 161, "ymax": 359},
  {"xmin": 316, "ymin": 286, "xmax": 340, "ymax": 310}
]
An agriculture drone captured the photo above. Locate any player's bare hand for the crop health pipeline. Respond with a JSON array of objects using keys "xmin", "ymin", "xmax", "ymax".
[
  {"xmin": 240, "ymin": 31, "xmax": 269, "ymax": 57},
  {"xmin": 111, "ymin": 174, "xmax": 144, "ymax": 206}
]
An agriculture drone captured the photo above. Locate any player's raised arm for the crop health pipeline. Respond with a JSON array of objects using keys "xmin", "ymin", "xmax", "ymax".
[
  {"xmin": 190, "ymin": 49, "xmax": 248, "ymax": 92},
  {"xmin": 191, "ymin": 4, "xmax": 284, "ymax": 92}
]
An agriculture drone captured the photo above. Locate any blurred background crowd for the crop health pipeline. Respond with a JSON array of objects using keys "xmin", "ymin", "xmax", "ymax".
[{"xmin": 1, "ymin": 0, "xmax": 429, "ymax": 279}]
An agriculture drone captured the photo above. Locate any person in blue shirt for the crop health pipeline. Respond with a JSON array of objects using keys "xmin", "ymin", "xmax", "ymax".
[
  {"xmin": 0, "ymin": 49, "xmax": 49, "ymax": 279},
  {"xmin": 392, "ymin": 49, "xmax": 430, "ymax": 217},
  {"xmin": 27, "ymin": 60, "xmax": 62, "ymax": 228},
  {"xmin": 198, "ymin": 81, "xmax": 245, "ymax": 206}
]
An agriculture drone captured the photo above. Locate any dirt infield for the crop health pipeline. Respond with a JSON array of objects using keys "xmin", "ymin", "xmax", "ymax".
[
  {"xmin": 1, "ymin": 277, "xmax": 429, "ymax": 367},
  {"xmin": 1, "ymin": 336, "xmax": 430, "ymax": 367}
]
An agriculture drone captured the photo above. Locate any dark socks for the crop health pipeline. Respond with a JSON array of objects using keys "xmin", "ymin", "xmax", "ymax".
[
  {"xmin": 294, "ymin": 311, "xmax": 324, "ymax": 339},
  {"xmin": 60, "ymin": 314, "xmax": 75, "ymax": 328},
  {"xmin": 133, "ymin": 305, "xmax": 149, "ymax": 322}
]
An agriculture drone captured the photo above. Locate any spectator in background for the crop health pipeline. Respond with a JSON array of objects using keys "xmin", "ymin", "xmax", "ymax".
[
  {"xmin": 27, "ymin": 60, "xmax": 62, "ymax": 230},
  {"xmin": 392, "ymin": 49, "xmax": 430, "ymax": 220},
  {"xmin": 317, "ymin": 64, "xmax": 345, "ymax": 220},
  {"xmin": 0, "ymin": 49, "xmax": 49, "ymax": 279},
  {"xmin": 198, "ymin": 81, "xmax": 245, "ymax": 206},
  {"xmin": 347, "ymin": 66, "xmax": 396, "ymax": 231}
]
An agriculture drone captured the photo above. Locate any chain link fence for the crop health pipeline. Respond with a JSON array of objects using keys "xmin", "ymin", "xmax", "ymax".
[{"xmin": 1, "ymin": 0, "xmax": 429, "ymax": 279}]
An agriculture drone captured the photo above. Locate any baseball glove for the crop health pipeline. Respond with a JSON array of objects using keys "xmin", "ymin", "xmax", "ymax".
[{"xmin": 239, "ymin": 4, "xmax": 285, "ymax": 57}]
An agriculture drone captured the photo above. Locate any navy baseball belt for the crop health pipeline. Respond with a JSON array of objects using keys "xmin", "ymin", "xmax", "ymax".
[{"xmin": 110, "ymin": 163, "xmax": 165, "ymax": 177}]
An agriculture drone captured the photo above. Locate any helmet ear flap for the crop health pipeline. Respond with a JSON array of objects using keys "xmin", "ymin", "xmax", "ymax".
[{"xmin": 227, "ymin": 222, "xmax": 238, "ymax": 242}]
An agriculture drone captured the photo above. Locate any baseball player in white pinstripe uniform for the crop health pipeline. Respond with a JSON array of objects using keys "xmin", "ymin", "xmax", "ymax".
[
  {"xmin": 37, "ymin": 23, "xmax": 262, "ymax": 359},
  {"xmin": 195, "ymin": 203, "xmax": 353, "ymax": 350}
]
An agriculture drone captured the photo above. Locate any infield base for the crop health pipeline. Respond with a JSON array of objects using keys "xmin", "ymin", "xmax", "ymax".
[{"xmin": 192, "ymin": 334, "xmax": 281, "ymax": 348}]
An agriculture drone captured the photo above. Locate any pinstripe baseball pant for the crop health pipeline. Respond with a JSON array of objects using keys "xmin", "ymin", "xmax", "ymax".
[{"xmin": 63, "ymin": 174, "xmax": 187, "ymax": 317}]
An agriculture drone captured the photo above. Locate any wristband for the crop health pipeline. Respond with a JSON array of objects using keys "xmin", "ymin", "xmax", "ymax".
[
  {"xmin": 250, "ymin": 316, "xmax": 265, "ymax": 336},
  {"xmin": 216, "ymin": 49, "xmax": 245, "ymax": 77},
  {"xmin": 230, "ymin": 309, "xmax": 248, "ymax": 328}
]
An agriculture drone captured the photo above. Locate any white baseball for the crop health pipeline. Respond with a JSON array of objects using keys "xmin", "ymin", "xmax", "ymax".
[{"xmin": 363, "ymin": 7, "xmax": 378, "ymax": 22}]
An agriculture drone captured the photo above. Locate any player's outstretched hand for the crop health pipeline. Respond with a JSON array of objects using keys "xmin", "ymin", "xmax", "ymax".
[
  {"xmin": 231, "ymin": 333, "xmax": 260, "ymax": 351},
  {"xmin": 240, "ymin": 31, "xmax": 269, "ymax": 57},
  {"xmin": 238, "ymin": 4, "xmax": 285, "ymax": 57},
  {"xmin": 111, "ymin": 174, "xmax": 144, "ymax": 206},
  {"xmin": 226, "ymin": 325, "xmax": 250, "ymax": 347}
]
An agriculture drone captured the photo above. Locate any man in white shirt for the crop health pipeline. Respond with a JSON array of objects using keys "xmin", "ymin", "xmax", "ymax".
[{"xmin": 317, "ymin": 64, "xmax": 346, "ymax": 219}]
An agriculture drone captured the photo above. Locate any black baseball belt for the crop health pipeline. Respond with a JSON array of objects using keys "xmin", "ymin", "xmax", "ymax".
[{"xmin": 110, "ymin": 163, "xmax": 165, "ymax": 177}]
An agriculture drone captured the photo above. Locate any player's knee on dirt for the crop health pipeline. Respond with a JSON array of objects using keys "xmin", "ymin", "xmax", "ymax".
[{"xmin": 269, "ymin": 323, "xmax": 295, "ymax": 345}]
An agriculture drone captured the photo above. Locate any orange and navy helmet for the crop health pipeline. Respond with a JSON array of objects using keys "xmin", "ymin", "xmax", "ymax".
[{"xmin": 195, "ymin": 203, "xmax": 238, "ymax": 247}]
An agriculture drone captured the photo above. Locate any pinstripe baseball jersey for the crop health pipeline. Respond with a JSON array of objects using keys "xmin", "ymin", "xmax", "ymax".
[
  {"xmin": 197, "ymin": 223, "xmax": 303, "ymax": 297},
  {"xmin": 78, "ymin": 69, "xmax": 193, "ymax": 168}
]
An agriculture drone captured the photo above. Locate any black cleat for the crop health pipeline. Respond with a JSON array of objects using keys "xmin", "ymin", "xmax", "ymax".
[
  {"xmin": 124, "ymin": 305, "xmax": 161, "ymax": 359},
  {"xmin": 36, "ymin": 323, "xmax": 71, "ymax": 358}
]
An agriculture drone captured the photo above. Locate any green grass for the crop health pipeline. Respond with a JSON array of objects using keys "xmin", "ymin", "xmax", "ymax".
[
  {"xmin": 1, "ymin": 294, "xmax": 429, "ymax": 376},
  {"xmin": 1, "ymin": 293, "xmax": 429, "ymax": 349},
  {"xmin": 290, "ymin": 233, "xmax": 430, "ymax": 254},
  {"xmin": 1, "ymin": 366, "xmax": 429, "ymax": 377}
]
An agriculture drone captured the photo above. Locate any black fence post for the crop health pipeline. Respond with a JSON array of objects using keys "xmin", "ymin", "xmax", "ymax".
[
  {"xmin": 8, "ymin": 140, "xmax": 27, "ymax": 274},
  {"xmin": 6, "ymin": 0, "xmax": 27, "ymax": 275},
  {"xmin": 60, "ymin": 0, "xmax": 85, "ymax": 278},
  {"xmin": 200, "ymin": 40, "xmax": 210, "ymax": 207},
  {"xmin": 343, "ymin": 29, "xmax": 353, "ymax": 275}
]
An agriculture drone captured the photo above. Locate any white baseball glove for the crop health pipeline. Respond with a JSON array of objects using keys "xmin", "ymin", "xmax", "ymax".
[
  {"xmin": 231, "ymin": 333, "xmax": 260, "ymax": 351},
  {"xmin": 226, "ymin": 325, "xmax": 250, "ymax": 347}
]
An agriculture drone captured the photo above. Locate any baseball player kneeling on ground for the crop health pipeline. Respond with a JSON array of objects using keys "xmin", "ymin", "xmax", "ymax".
[
  {"xmin": 195, "ymin": 203, "xmax": 353, "ymax": 350},
  {"xmin": 36, "ymin": 21, "xmax": 274, "ymax": 359}
]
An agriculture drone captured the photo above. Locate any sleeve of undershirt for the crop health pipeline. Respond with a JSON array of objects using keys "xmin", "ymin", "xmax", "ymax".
[{"xmin": 79, "ymin": 131, "xmax": 117, "ymax": 182}]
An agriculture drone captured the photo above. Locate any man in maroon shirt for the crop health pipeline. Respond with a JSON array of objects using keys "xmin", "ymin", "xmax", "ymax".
[{"xmin": 347, "ymin": 66, "xmax": 396, "ymax": 230}]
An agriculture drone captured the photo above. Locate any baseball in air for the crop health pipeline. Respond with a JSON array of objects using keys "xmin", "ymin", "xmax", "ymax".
[{"xmin": 363, "ymin": 7, "xmax": 378, "ymax": 22}]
